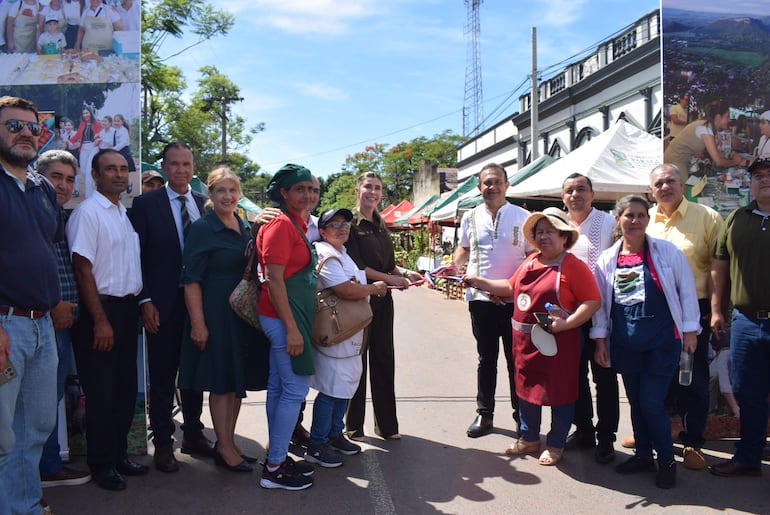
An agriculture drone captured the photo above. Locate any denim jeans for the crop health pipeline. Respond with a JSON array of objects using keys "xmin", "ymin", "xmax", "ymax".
[
  {"xmin": 309, "ymin": 393, "xmax": 347, "ymax": 446},
  {"xmin": 0, "ymin": 313, "xmax": 57, "ymax": 515},
  {"xmin": 260, "ymin": 315, "xmax": 310, "ymax": 466},
  {"xmin": 621, "ymin": 369, "xmax": 675, "ymax": 464},
  {"xmin": 518, "ymin": 398, "xmax": 574, "ymax": 448},
  {"xmin": 730, "ymin": 309, "xmax": 770, "ymax": 468},
  {"xmin": 39, "ymin": 329, "xmax": 75, "ymax": 476}
]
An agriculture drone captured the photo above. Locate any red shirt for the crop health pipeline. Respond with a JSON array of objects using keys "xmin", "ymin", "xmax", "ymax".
[{"xmin": 256, "ymin": 211, "xmax": 310, "ymax": 318}]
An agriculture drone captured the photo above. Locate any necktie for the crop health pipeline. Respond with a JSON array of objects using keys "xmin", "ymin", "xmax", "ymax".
[{"xmin": 179, "ymin": 195, "xmax": 191, "ymax": 234}]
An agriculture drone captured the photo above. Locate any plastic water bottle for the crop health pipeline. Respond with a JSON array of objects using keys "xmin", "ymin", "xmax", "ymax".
[
  {"xmin": 544, "ymin": 302, "xmax": 570, "ymax": 320},
  {"xmin": 679, "ymin": 351, "xmax": 693, "ymax": 386}
]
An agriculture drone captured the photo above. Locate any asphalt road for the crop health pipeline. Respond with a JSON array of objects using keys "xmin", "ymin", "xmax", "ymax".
[{"xmin": 46, "ymin": 286, "xmax": 768, "ymax": 514}]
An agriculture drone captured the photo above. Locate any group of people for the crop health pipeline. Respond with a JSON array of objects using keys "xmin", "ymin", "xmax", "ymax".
[
  {"xmin": 0, "ymin": 0, "xmax": 138, "ymax": 55},
  {"xmin": 454, "ymin": 161, "xmax": 769, "ymax": 489},
  {"xmin": 1, "ymin": 92, "xmax": 769, "ymax": 512},
  {"xmin": 0, "ymin": 94, "xmax": 423, "ymax": 514},
  {"xmin": 47, "ymin": 105, "xmax": 136, "ymax": 198}
]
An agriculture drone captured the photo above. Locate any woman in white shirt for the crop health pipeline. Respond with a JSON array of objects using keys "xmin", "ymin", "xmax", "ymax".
[{"xmin": 305, "ymin": 208, "xmax": 387, "ymax": 468}]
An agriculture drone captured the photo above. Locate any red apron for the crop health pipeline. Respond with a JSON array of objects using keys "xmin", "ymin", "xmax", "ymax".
[{"xmin": 512, "ymin": 254, "xmax": 580, "ymax": 406}]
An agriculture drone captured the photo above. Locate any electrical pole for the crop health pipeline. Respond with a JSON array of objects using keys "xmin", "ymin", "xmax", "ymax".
[
  {"xmin": 201, "ymin": 95, "xmax": 243, "ymax": 162},
  {"xmin": 531, "ymin": 27, "xmax": 539, "ymax": 160}
]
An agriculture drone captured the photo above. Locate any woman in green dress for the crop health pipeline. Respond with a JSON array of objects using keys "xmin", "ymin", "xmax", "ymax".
[{"xmin": 179, "ymin": 166, "xmax": 269, "ymax": 472}]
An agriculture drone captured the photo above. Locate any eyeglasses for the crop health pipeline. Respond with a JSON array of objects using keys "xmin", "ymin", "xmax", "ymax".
[
  {"xmin": 323, "ymin": 220, "xmax": 352, "ymax": 229},
  {"xmin": 2, "ymin": 119, "xmax": 42, "ymax": 136}
]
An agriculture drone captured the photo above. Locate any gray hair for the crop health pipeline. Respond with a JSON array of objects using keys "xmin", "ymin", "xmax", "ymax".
[
  {"xmin": 36, "ymin": 149, "xmax": 79, "ymax": 176},
  {"xmin": 649, "ymin": 163, "xmax": 683, "ymax": 182}
]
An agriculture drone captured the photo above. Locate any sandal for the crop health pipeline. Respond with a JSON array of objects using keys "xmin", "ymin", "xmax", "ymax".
[
  {"xmin": 538, "ymin": 446, "xmax": 564, "ymax": 466},
  {"xmin": 505, "ymin": 439, "xmax": 541, "ymax": 457}
]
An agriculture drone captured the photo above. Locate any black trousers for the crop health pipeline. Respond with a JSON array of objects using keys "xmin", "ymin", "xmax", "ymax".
[
  {"xmin": 346, "ymin": 294, "xmax": 398, "ymax": 437},
  {"xmin": 469, "ymin": 301, "xmax": 517, "ymax": 417},
  {"xmin": 673, "ymin": 298, "xmax": 711, "ymax": 448},
  {"xmin": 72, "ymin": 295, "xmax": 139, "ymax": 468},
  {"xmin": 573, "ymin": 323, "xmax": 619, "ymax": 442},
  {"xmin": 146, "ymin": 288, "xmax": 204, "ymax": 447}
]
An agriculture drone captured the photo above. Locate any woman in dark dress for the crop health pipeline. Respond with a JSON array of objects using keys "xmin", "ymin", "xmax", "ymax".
[{"xmin": 179, "ymin": 166, "xmax": 268, "ymax": 472}]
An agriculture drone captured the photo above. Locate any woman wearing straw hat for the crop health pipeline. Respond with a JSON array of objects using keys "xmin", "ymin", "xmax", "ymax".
[{"xmin": 462, "ymin": 207, "xmax": 600, "ymax": 466}]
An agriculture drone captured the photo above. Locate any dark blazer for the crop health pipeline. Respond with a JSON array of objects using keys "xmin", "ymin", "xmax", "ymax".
[{"xmin": 130, "ymin": 187, "xmax": 207, "ymax": 315}]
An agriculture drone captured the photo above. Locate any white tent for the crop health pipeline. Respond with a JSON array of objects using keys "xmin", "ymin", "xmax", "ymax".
[{"xmin": 507, "ymin": 120, "xmax": 662, "ymax": 201}]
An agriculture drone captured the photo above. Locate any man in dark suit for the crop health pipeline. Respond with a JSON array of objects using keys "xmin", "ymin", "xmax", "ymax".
[{"xmin": 130, "ymin": 142, "xmax": 214, "ymax": 473}]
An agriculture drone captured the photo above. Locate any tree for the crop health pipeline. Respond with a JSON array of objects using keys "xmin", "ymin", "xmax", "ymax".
[
  {"xmin": 334, "ymin": 131, "xmax": 466, "ymax": 206},
  {"xmin": 141, "ymin": 0, "xmax": 266, "ymax": 181},
  {"xmin": 318, "ymin": 172, "xmax": 358, "ymax": 213}
]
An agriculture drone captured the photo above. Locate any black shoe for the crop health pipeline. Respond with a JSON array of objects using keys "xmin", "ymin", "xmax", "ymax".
[
  {"xmin": 615, "ymin": 454, "xmax": 656, "ymax": 474},
  {"xmin": 290, "ymin": 423, "xmax": 311, "ymax": 447},
  {"xmin": 214, "ymin": 449, "xmax": 254, "ymax": 472},
  {"xmin": 594, "ymin": 441, "xmax": 616, "ymax": 464},
  {"xmin": 656, "ymin": 459, "xmax": 676, "ymax": 489},
  {"xmin": 116, "ymin": 458, "xmax": 149, "ymax": 476},
  {"xmin": 91, "ymin": 466, "xmax": 127, "ymax": 491},
  {"xmin": 154, "ymin": 446, "xmax": 179, "ymax": 473},
  {"xmin": 241, "ymin": 453, "xmax": 259, "ymax": 464},
  {"xmin": 565, "ymin": 431, "xmax": 596, "ymax": 450},
  {"xmin": 467, "ymin": 414, "xmax": 493, "ymax": 438}
]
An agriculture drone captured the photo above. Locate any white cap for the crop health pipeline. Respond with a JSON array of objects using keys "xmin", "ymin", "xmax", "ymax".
[{"xmin": 760, "ymin": 111, "xmax": 770, "ymax": 122}]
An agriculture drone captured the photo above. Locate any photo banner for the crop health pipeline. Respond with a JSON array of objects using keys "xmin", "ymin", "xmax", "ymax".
[
  {"xmin": 0, "ymin": 0, "xmax": 141, "ymax": 209},
  {"xmin": 662, "ymin": 0, "xmax": 769, "ymax": 216}
]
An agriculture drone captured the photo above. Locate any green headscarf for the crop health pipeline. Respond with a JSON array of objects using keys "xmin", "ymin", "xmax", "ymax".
[{"xmin": 266, "ymin": 163, "xmax": 313, "ymax": 202}]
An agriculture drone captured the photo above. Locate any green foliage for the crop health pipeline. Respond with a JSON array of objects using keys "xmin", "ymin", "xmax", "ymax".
[
  {"xmin": 338, "ymin": 131, "xmax": 466, "ymax": 206},
  {"xmin": 318, "ymin": 172, "xmax": 358, "ymax": 213},
  {"xmin": 141, "ymin": 1, "xmax": 264, "ymax": 182}
]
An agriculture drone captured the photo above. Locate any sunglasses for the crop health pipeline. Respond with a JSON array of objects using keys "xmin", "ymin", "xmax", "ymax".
[
  {"xmin": 3, "ymin": 119, "xmax": 42, "ymax": 136},
  {"xmin": 323, "ymin": 220, "xmax": 352, "ymax": 229}
]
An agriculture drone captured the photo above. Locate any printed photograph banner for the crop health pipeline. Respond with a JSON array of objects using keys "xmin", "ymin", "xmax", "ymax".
[
  {"xmin": 662, "ymin": 0, "xmax": 770, "ymax": 216},
  {"xmin": 0, "ymin": 0, "xmax": 141, "ymax": 208}
]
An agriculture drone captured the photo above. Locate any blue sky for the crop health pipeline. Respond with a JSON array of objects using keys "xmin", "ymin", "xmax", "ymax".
[{"xmin": 161, "ymin": 0, "xmax": 661, "ymax": 177}]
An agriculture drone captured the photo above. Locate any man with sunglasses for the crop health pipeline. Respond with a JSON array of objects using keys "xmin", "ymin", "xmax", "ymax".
[
  {"xmin": 710, "ymin": 158, "xmax": 770, "ymax": 478},
  {"xmin": 0, "ymin": 96, "xmax": 64, "ymax": 515}
]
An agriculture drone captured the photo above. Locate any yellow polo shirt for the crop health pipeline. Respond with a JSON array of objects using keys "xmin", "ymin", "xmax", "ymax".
[{"xmin": 648, "ymin": 199, "xmax": 724, "ymax": 299}]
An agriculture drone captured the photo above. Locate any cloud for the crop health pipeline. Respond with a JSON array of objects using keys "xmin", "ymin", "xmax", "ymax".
[
  {"xmin": 294, "ymin": 82, "xmax": 349, "ymax": 101},
  {"xmin": 223, "ymin": 0, "xmax": 382, "ymax": 35},
  {"xmin": 538, "ymin": 0, "xmax": 590, "ymax": 26}
]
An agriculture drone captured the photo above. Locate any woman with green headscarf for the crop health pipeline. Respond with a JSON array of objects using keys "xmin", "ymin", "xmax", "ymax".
[{"xmin": 256, "ymin": 164, "xmax": 317, "ymax": 491}]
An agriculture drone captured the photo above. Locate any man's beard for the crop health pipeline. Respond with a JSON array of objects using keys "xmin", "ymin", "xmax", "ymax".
[{"xmin": 0, "ymin": 137, "xmax": 37, "ymax": 168}]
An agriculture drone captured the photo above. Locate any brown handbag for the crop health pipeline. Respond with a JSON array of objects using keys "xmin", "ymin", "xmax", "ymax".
[
  {"xmin": 229, "ymin": 245, "xmax": 262, "ymax": 330},
  {"xmin": 312, "ymin": 255, "xmax": 373, "ymax": 347}
]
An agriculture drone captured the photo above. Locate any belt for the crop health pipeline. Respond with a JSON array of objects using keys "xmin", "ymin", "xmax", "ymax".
[
  {"xmin": 0, "ymin": 306, "xmax": 48, "ymax": 319},
  {"xmin": 739, "ymin": 309, "xmax": 769, "ymax": 320}
]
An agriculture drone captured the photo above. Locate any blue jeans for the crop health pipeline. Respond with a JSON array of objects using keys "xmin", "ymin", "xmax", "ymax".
[
  {"xmin": 518, "ymin": 398, "xmax": 574, "ymax": 448},
  {"xmin": 0, "ymin": 313, "xmax": 57, "ymax": 515},
  {"xmin": 260, "ymin": 315, "xmax": 310, "ymax": 466},
  {"xmin": 622, "ymin": 369, "xmax": 675, "ymax": 464},
  {"xmin": 39, "ymin": 329, "xmax": 75, "ymax": 476},
  {"xmin": 309, "ymin": 393, "xmax": 347, "ymax": 446},
  {"xmin": 730, "ymin": 309, "xmax": 770, "ymax": 468}
]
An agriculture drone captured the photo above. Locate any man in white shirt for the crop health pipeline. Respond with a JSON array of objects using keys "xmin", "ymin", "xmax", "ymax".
[
  {"xmin": 561, "ymin": 173, "xmax": 619, "ymax": 464},
  {"xmin": 454, "ymin": 163, "xmax": 530, "ymax": 438},
  {"xmin": 68, "ymin": 148, "xmax": 144, "ymax": 491}
]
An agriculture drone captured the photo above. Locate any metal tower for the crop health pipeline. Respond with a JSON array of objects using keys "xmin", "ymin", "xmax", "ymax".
[{"xmin": 463, "ymin": 0, "xmax": 483, "ymax": 137}]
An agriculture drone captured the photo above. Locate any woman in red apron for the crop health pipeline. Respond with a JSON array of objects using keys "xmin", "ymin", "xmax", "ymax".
[{"xmin": 463, "ymin": 208, "xmax": 600, "ymax": 466}]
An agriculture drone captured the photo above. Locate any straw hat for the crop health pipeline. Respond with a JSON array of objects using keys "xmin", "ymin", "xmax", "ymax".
[{"xmin": 522, "ymin": 207, "xmax": 580, "ymax": 250}]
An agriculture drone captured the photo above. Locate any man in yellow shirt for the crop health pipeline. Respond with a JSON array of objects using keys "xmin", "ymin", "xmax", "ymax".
[{"xmin": 647, "ymin": 163, "xmax": 723, "ymax": 471}]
